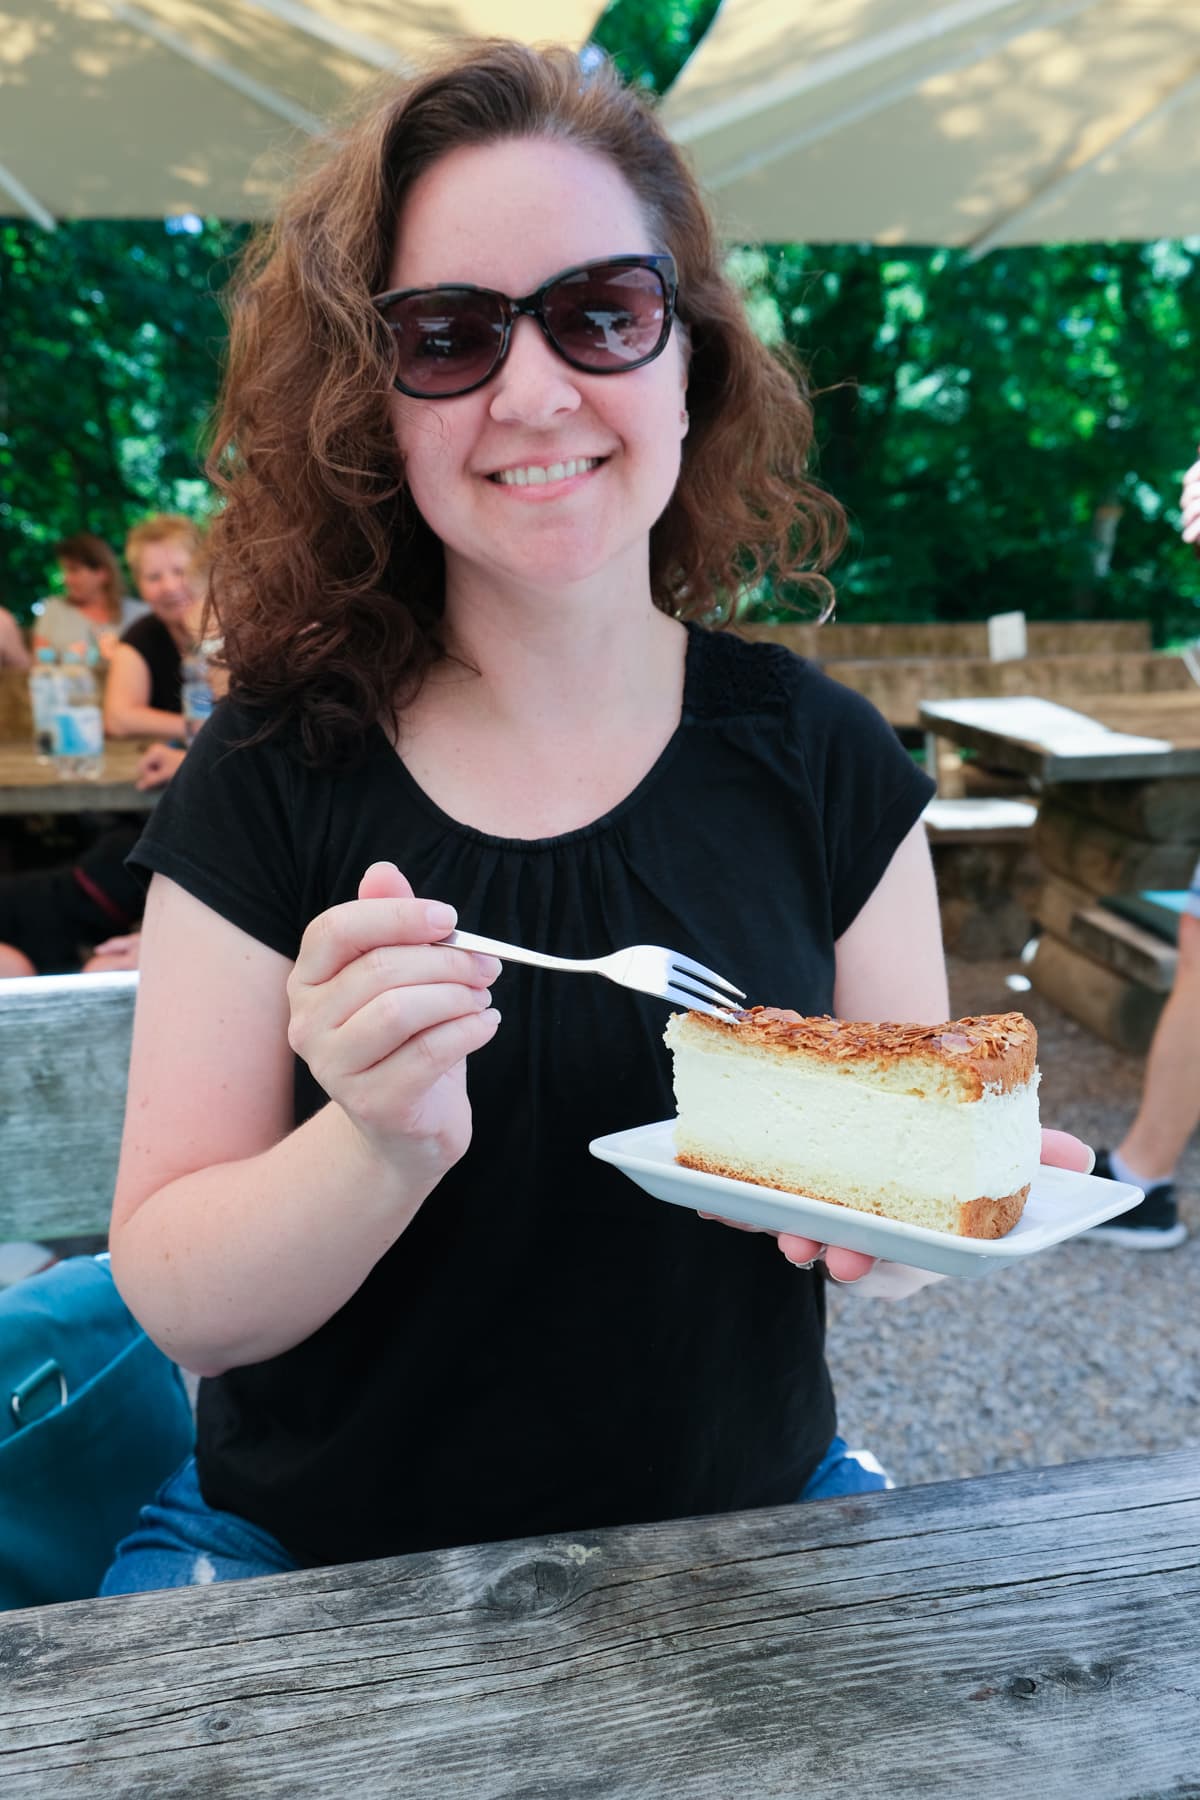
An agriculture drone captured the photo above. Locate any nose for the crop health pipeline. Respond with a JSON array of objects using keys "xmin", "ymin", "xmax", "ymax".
[{"xmin": 488, "ymin": 315, "xmax": 582, "ymax": 429}]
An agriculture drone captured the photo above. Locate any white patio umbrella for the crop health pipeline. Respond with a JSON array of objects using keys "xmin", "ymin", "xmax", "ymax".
[
  {"xmin": 0, "ymin": 0, "xmax": 601, "ymax": 225},
  {"xmin": 660, "ymin": 0, "xmax": 1200, "ymax": 249}
]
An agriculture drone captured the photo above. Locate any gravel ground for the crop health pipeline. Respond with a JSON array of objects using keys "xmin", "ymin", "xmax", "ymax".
[{"xmin": 825, "ymin": 954, "xmax": 1200, "ymax": 1487}]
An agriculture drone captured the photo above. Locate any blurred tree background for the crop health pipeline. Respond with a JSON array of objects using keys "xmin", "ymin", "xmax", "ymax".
[{"xmin": 2, "ymin": 0, "xmax": 1198, "ymax": 641}]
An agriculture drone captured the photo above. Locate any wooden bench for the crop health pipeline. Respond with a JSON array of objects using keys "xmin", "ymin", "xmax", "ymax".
[
  {"xmin": 737, "ymin": 619, "xmax": 1152, "ymax": 659},
  {"xmin": 0, "ymin": 973, "xmax": 134, "ymax": 1247},
  {"xmin": 738, "ymin": 625, "xmax": 1183, "ymax": 730}
]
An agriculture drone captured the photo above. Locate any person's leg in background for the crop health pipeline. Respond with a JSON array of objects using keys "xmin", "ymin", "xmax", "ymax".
[{"xmin": 1089, "ymin": 874, "xmax": 1200, "ymax": 1250}]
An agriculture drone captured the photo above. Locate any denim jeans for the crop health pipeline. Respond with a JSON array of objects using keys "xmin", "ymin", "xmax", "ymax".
[{"xmin": 101, "ymin": 1435, "xmax": 894, "ymax": 1595}]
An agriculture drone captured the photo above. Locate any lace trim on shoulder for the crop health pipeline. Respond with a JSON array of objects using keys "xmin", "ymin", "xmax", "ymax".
[{"xmin": 683, "ymin": 625, "xmax": 800, "ymax": 723}]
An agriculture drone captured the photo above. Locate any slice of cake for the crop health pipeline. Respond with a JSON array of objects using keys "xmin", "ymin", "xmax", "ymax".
[{"xmin": 663, "ymin": 1008, "xmax": 1041, "ymax": 1239}]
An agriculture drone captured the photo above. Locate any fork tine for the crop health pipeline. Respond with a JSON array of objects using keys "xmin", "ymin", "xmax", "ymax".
[
  {"xmin": 667, "ymin": 973, "xmax": 742, "ymax": 1010},
  {"xmin": 662, "ymin": 982, "xmax": 740, "ymax": 1019},
  {"xmin": 667, "ymin": 952, "xmax": 746, "ymax": 999}
]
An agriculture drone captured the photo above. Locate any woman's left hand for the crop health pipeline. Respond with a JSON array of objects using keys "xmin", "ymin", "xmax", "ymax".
[{"xmin": 704, "ymin": 1127, "xmax": 1095, "ymax": 1289}]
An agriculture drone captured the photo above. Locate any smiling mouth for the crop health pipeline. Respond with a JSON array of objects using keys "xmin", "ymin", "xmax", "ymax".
[{"xmin": 488, "ymin": 455, "xmax": 606, "ymax": 487}]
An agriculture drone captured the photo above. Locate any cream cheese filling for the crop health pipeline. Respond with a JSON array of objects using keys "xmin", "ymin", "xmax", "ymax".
[{"xmin": 672, "ymin": 1054, "xmax": 1042, "ymax": 1203}]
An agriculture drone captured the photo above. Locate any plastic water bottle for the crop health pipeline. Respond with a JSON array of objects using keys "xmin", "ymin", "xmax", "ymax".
[
  {"xmin": 28, "ymin": 647, "xmax": 61, "ymax": 764},
  {"xmin": 181, "ymin": 636, "xmax": 220, "ymax": 744},
  {"xmin": 53, "ymin": 649, "xmax": 105, "ymax": 781}
]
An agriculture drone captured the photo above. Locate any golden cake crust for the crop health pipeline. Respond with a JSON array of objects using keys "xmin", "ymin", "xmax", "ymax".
[
  {"xmin": 677, "ymin": 1152, "xmax": 1029, "ymax": 1240},
  {"xmin": 680, "ymin": 1007, "xmax": 1037, "ymax": 1099}
]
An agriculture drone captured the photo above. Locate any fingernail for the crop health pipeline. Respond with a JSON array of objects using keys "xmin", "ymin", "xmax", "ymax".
[
  {"xmin": 1083, "ymin": 1146, "xmax": 1097, "ymax": 1175},
  {"xmin": 472, "ymin": 953, "xmax": 503, "ymax": 980},
  {"xmin": 425, "ymin": 902, "xmax": 457, "ymax": 935},
  {"xmin": 790, "ymin": 1258, "xmax": 817, "ymax": 1271}
]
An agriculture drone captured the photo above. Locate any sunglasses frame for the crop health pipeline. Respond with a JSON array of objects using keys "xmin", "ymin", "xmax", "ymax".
[{"xmin": 371, "ymin": 253, "xmax": 679, "ymax": 399}]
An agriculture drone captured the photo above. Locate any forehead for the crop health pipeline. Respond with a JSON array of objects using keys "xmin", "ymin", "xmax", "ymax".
[
  {"xmin": 138, "ymin": 538, "xmax": 191, "ymax": 567},
  {"xmin": 389, "ymin": 137, "xmax": 657, "ymax": 293}
]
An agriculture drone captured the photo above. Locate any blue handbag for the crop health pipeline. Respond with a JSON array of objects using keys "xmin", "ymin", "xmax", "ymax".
[{"xmin": 0, "ymin": 1254, "xmax": 194, "ymax": 1610}]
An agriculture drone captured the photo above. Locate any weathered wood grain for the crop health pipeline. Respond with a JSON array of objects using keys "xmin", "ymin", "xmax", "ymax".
[
  {"xmin": 919, "ymin": 694, "xmax": 1200, "ymax": 783},
  {"xmin": 1069, "ymin": 905, "xmax": 1179, "ymax": 994},
  {"xmin": 1031, "ymin": 873, "xmax": 1097, "ymax": 937},
  {"xmin": 1068, "ymin": 775, "xmax": 1200, "ymax": 844},
  {"xmin": 824, "ymin": 652, "xmax": 1191, "ymax": 731},
  {"xmin": 1030, "ymin": 932, "xmax": 1165, "ymax": 1055},
  {"xmin": 1034, "ymin": 799, "xmax": 1200, "ymax": 895},
  {"xmin": 1, "ymin": 1450, "xmax": 1196, "ymax": 1799},
  {"xmin": 0, "ymin": 740, "xmax": 154, "ymax": 816},
  {"xmin": 738, "ymin": 621, "xmax": 1152, "ymax": 660},
  {"xmin": 0, "ymin": 973, "xmax": 135, "ymax": 1239}
]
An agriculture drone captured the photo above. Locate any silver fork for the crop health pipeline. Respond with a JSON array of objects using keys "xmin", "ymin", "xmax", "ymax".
[{"xmin": 443, "ymin": 929, "xmax": 745, "ymax": 1019}]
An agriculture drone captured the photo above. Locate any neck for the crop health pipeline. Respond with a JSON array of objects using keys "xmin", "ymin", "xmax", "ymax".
[{"xmin": 434, "ymin": 549, "xmax": 682, "ymax": 730}]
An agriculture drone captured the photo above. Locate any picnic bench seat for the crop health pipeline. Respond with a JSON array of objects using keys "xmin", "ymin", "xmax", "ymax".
[{"xmin": 0, "ymin": 973, "xmax": 134, "ymax": 1246}]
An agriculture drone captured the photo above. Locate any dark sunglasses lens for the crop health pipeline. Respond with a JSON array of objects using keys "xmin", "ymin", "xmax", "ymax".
[
  {"xmin": 543, "ymin": 264, "xmax": 669, "ymax": 371},
  {"xmin": 380, "ymin": 289, "xmax": 505, "ymax": 395}
]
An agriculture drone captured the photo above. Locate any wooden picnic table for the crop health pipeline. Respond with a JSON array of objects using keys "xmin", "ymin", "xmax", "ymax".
[
  {"xmin": 2, "ymin": 1447, "xmax": 1197, "ymax": 1798},
  {"xmin": 919, "ymin": 691, "xmax": 1200, "ymax": 786},
  {"xmin": 0, "ymin": 740, "xmax": 155, "ymax": 815}
]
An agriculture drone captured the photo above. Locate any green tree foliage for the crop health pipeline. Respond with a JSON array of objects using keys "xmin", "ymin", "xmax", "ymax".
[
  {"xmin": 591, "ymin": 0, "xmax": 722, "ymax": 93},
  {"xmin": 0, "ymin": 220, "xmax": 247, "ymax": 619},
  {"xmin": 734, "ymin": 240, "xmax": 1200, "ymax": 640}
]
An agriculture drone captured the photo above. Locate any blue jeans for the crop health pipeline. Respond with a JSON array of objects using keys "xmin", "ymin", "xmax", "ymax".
[{"xmin": 101, "ymin": 1436, "xmax": 893, "ymax": 1594}]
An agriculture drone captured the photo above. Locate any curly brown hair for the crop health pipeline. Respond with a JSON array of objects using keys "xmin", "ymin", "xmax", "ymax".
[{"xmin": 207, "ymin": 39, "xmax": 845, "ymax": 759}]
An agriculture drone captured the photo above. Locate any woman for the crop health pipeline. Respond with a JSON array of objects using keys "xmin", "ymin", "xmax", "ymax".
[
  {"xmin": 104, "ymin": 515, "xmax": 208, "ymax": 740},
  {"xmin": 32, "ymin": 532, "xmax": 145, "ymax": 662},
  {"xmin": 104, "ymin": 43, "xmax": 1090, "ymax": 1592}
]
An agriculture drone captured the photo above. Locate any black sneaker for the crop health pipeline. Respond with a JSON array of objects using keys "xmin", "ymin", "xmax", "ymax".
[{"xmin": 1085, "ymin": 1149, "xmax": 1188, "ymax": 1250}]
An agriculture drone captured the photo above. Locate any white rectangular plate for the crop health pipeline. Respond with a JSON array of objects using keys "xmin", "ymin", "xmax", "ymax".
[{"xmin": 589, "ymin": 1120, "xmax": 1143, "ymax": 1279}]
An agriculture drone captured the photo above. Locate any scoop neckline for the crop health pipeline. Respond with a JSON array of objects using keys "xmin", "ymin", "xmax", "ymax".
[{"xmin": 371, "ymin": 623, "xmax": 700, "ymax": 853}]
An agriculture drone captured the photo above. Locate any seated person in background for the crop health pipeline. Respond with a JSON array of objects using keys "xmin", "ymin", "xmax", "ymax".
[
  {"xmin": 0, "ymin": 605, "xmax": 31, "ymax": 671},
  {"xmin": 104, "ymin": 514, "xmax": 211, "ymax": 740},
  {"xmin": 0, "ymin": 743, "xmax": 184, "ymax": 978},
  {"xmin": 32, "ymin": 532, "xmax": 146, "ymax": 663}
]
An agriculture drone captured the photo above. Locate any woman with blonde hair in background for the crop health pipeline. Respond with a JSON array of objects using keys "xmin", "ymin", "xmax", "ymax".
[{"xmin": 104, "ymin": 513, "xmax": 212, "ymax": 741}]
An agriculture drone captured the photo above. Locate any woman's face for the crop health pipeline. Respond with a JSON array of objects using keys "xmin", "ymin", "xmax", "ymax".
[
  {"xmin": 59, "ymin": 558, "xmax": 108, "ymax": 607},
  {"xmin": 387, "ymin": 137, "xmax": 688, "ymax": 599},
  {"xmin": 134, "ymin": 538, "xmax": 199, "ymax": 623}
]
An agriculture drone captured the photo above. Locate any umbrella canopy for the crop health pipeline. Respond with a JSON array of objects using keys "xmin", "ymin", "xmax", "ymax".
[
  {"xmin": 660, "ymin": 0, "xmax": 1200, "ymax": 249},
  {"xmin": 0, "ymin": 0, "xmax": 601, "ymax": 224}
]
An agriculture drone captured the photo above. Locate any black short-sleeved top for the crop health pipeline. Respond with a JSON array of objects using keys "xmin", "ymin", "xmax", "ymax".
[
  {"xmin": 119, "ymin": 613, "xmax": 182, "ymax": 715},
  {"xmin": 130, "ymin": 624, "xmax": 934, "ymax": 1568}
]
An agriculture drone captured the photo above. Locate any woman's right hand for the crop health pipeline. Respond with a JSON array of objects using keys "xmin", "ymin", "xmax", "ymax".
[{"xmin": 286, "ymin": 860, "xmax": 501, "ymax": 1188}]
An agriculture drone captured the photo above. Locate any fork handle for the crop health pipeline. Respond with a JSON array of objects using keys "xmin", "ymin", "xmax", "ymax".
[{"xmin": 443, "ymin": 929, "xmax": 594, "ymax": 975}]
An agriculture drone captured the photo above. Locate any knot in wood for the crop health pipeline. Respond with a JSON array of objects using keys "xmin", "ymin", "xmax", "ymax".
[{"xmin": 485, "ymin": 1555, "xmax": 577, "ymax": 1618}]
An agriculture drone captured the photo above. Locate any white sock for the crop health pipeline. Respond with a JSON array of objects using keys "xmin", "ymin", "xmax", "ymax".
[{"xmin": 1111, "ymin": 1148, "xmax": 1173, "ymax": 1192}]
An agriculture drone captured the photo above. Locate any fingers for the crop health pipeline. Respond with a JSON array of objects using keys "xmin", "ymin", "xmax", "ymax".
[
  {"xmin": 318, "ymin": 979, "xmax": 496, "ymax": 1082},
  {"xmin": 358, "ymin": 860, "xmax": 415, "ymax": 904},
  {"xmin": 298, "ymin": 892, "xmax": 459, "ymax": 986},
  {"xmin": 319, "ymin": 943, "xmax": 502, "ymax": 1032},
  {"xmin": 698, "ymin": 1214, "xmax": 879, "ymax": 1284},
  {"xmin": 135, "ymin": 744, "xmax": 187, "ymax": 789},
  {"xmin": 1040, "ymin": 1127, "xmax": 1095, "ymax": 1173}
]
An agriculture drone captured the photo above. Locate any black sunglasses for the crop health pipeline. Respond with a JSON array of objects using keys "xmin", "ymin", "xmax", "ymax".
[{"xmin": 372, "ymin": 253, "xmax": 678, "ymax": 399}]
